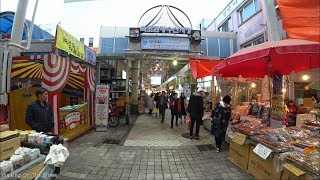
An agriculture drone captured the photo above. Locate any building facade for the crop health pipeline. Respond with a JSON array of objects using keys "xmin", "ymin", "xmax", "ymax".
[{"xmin": 206, "ymin": 0, "xmax": 286, "ymax": 49}]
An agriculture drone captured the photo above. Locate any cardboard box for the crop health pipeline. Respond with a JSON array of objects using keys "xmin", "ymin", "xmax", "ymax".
[
  {"xmin": 281, "ymin": 163, "xmax": 306, "ymax": 180},
  {"xmin": 0, "ymin": 131, "xmax": 21, "ymax": 161},
  {"xmin": 229, "ymin": 140, "xmax": 250, "ymax": 170},
  {"xmin": 247, "ymin": 146, "xmax": 282, "ymax": 180}
]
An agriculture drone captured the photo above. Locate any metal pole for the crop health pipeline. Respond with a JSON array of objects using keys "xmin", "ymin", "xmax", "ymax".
[
  {"xmin": 125, "ymin": 58, "xmax": 130, "ymax": 124},
  {"xmin": 10, "ymin": 0, "xmax": 29, "ymax": 55},
  {"xmin": 262, "ymin": 0, "xmax": 281, "ymax": 41}
]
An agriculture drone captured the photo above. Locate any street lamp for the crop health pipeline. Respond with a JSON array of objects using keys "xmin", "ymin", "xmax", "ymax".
[{"xmin": 172, "ymin": 60, "xmax": 178, "ymax": 66}]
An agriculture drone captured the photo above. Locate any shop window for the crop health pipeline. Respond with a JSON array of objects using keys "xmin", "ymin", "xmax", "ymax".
[
  {"xmin": 218, "ymin": 18, "xmax": 232, "ymax": 32},
  {"xmin": 241, "ymin": 35, "xmax": 264, "ymax": 49},
  {"xmin": 239, "ymin": 0, "xmax": 260, "ymax": 24}
]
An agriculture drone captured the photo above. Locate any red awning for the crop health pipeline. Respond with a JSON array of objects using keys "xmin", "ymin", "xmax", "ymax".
[
  {"xmin": 278, "ymin": 0, "xmax": 320, "ymax": 42},
  {"xmin": 189, "ymin": 58, "xmax": 222, "ymax": 79}
]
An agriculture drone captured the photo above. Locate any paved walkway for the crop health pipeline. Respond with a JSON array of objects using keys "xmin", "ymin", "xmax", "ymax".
[
  {"xmin": 57, "ymin": 112, "xmax": 253, "ymax": 180},
  {"xmin": 124, "ymin": 112, "xmax": 214, "ymax": 146}
]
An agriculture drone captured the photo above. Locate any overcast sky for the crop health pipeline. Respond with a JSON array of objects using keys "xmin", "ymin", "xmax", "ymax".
[{"xmin": 1, "ymin": 0, "xmax": 231, "ymax": 46}]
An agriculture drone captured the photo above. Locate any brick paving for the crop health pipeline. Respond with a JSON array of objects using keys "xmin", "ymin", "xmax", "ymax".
[{"xmin": 57, "ymin": 111, "xmax": 253, "ymax": 180}]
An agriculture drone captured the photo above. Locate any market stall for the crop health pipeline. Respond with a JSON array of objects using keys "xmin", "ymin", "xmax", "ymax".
[
  {"xmin": 0, "ymin": 130, "xmax": 69, "ymax": 179},
  {"xmin": 9, "ymin": 25, "xmax": 96, "ymax": 141},
  {"xmin": 212, "ymin": 39, "xmax": 320, "ymax": 179}
]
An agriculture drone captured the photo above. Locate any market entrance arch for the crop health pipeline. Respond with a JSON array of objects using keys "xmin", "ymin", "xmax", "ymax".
[{"xmin": 97, "ymin": 5, "xmax": 237, "ymax": 116}]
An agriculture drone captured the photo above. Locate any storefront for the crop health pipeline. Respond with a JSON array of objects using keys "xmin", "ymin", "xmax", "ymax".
[{"xmin": 9, "ymin": 25, "xmax": 96, "ymax": 141}]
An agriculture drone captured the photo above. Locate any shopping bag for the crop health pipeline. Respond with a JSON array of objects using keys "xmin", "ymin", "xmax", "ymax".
[
  {"xmin": 152, "ymin": 106, "xmax": 158, "ymax": 114},
  {"xmin": 186, "ymin": 115, "xmax": 191, "ymax": 130}
]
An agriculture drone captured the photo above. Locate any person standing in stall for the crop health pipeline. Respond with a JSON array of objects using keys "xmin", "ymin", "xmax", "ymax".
[
  {"xmin": 211, "ymin": 95, "xmax": 232, "ymax": 152},
  {"xmin": 25, "ymin": 88, "xmax": 54, "ymax": 133}
]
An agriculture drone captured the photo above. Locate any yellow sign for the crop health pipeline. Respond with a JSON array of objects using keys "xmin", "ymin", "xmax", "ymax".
[
  {"xmin": 232, "ymin": 132, "xmax": 247, "ymax": 145},
  {"xmin": 283, "ymin": 163, "xmax": 306, "ymax": 176},
  {"xmin": 55, "ymin": 25, "xmax": 85, "ymax": 60}
]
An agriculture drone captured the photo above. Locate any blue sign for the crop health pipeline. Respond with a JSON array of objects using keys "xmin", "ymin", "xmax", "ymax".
[
  {"xmin": 85, "ymin": 46, "xmax": 96, "ymax": 64},
  {"xmin": 141, "ymin": 37, "xmax": 189, "ymax": 51}
]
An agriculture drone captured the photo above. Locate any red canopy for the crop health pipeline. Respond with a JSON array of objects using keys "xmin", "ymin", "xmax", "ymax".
[
  {"xmin": 213, "ymin": 39, "xmax": 320, "ymax": 78},
  {"xmin": 189, "ymin": 58, "xmax": 222, "ymax": 79},
  {"xmin": 278, "ymin": 0, "xmax": 320, "ymax": 42}
]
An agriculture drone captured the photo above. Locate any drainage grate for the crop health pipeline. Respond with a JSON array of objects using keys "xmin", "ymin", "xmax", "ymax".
[
  {"xmin": 103, "ymin": 139, "xmax": 121, "ymax": 144},
  {"xmin": 181, "ymin": 133, "xmax": 190, "ymax": 139},
  {"xmin": 196, "ymin": 144, "xmax": 215, "ymax": 151}
]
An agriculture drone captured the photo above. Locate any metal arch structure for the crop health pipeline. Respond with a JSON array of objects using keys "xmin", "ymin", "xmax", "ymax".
[{"xmin": 138, "ymin": 5, "xmax": 193, "ymax": 28}]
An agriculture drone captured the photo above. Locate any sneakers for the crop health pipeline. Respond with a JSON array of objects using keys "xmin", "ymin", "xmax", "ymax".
[
  {"xmin": 216, "ymin": 147, "xmax": 220, "ymax": 152},
  {"xmin": 194, "ymin": 136, "xmax": 199, "ymax": 140},
  {"xmin": 170, "ymin": 126, "xmax": 173, "ymax": 128},
  {"xmin": 189, "ymin": 136, "xmax": 193, "ymax": 140}
]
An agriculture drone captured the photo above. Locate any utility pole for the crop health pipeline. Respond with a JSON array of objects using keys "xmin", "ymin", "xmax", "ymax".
[{"xmin": 261, "ymin": 0, "xmax": 283, "ymax": 128}]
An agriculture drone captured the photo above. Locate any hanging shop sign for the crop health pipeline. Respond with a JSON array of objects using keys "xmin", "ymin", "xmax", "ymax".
[
  {"xmin": 140, "ymin": 26, "xmax": 192, "ymax": 35},
  {"xmin": 271, "ymin": 94, "xmax": 285, "ymax": 121},
  {"xmin": 85, "ymin": 46, "xmax": 96, "ymax": 64},
  {"xmin": 55, "ymin": 25, "xmax": 85, "ymax": 60},
  {"xmin": 141, "ymin": 36, "xmax": 189, "ymax": 51}
]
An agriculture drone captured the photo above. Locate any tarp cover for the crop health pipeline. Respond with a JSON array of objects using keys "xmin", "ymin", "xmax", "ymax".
[
  {"xmin": 189, "ymin": 58, "xmax": 222, "ymax": 79},
  {"xmin": 278, "ymin": 0, "xmax": 320, "ymax": 42},
  {"xmin": 0, "ymin": 11, "xmax": 54, "ymax": 40}
]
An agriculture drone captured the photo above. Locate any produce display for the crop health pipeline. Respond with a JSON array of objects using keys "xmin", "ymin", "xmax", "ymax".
[
  {"xmin": 285, "ymin": 151, "xmax": 320, "ymax": 176},
  {"xmin": 0, "ymin": 147, "xmax": 40, "ymax": 176},
  {"xmin": 250, "ymin": 135, "xmax": 295, "ymax": 153},
  {"xmin": 227, "ymin": 104, "xmax": 320, "ymax": 178}
]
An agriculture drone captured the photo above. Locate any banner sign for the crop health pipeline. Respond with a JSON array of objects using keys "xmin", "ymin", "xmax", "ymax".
[
  {"xmin": 85, "ymin": 46, "xmax": 96, "ymax": 64},
  {"xmin": 141, "ymin": 36, "xmax": 189, "ymax": 51},
  {"xmin": 140, "ymin": 26, "xmax": 192, "ymax": 35},
  {"xmin": 271, "ymin": 94, "xmax": 285, "ymax": 121},
  {"xmin": 95, "ymin": 85, "xmax": 109, "ymax": 131},
  {"xmin": 55, "ymin": 25, "xmax": 85, "ymax": 60}
]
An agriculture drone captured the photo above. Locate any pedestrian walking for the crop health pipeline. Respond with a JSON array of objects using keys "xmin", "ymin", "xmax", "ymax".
[
  {"xmin": 158, "ymin": 91, "xmax": 168, "ymax": 123},
  {"xmin": 169, "ymin": 93, "xmax": 181, "ymax": 128},
  {"xmin": 188, "ymin": 87, "xmax": 205, "ymax": 140},
  {"xmin": 148, "ymin": 93, "xmax": 155, "ymax": 115},
  {"xmin": 179, "ymin": 92, "xmax": 187, "ymax": 124},
  {"xmin": 211, "ymin": 95, "xmax": 232, "ymax": 152},
  {"xmin": 154, "ymin": 92, "xmax": 160, "ymax": 117},
  {"xmin": 25, "ymin": 87, "xmax": 54, "ymax": 133}
]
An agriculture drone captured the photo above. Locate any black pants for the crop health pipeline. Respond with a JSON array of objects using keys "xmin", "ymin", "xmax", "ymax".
[
  {"xmin": 190, "ymin": 117, "xmax": 201, "ymax": 137},
  {"xmin": 215, "ymin": 128, "xmax": 226, "ymax": 149},
  {"xmin": 171, "ymin": 112, "xmax": 179, "ymax": 127},
  {"xmin": 159, "ymin": 107, "xmax": 165, "ymax": 122},
  {"xmin": 149, "ymin": 109, "xmax": 152, "ymax": 114}
]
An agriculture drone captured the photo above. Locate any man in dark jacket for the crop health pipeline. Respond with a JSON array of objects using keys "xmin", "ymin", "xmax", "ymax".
[
  {"xmin": 158, "ymin": 91, "xmax": 168, "ymax": 123},
  {"xmin": 188, "ymin": 87, "xmax": 204, "ymax": 140},
  {"xmin": 25, "ymin": 88, "xmax": 54, "ymax": 133}
]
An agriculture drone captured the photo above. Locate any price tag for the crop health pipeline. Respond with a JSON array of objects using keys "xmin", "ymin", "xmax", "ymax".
[
  {"xmin": 253, "ymin": 143, "xmax": 272, "ymax": 160},
  {"xmin": 232, "ymin": 132, "xmax": 247, "ymax": 145},
  {"xmin": 283, "ymin": 163, "xmax": 306, "ymax": 176}
]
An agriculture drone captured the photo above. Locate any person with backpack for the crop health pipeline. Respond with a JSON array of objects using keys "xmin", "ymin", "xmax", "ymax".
[
  {"xmin": 169, "ymin": 93, "xmax": 181, "ymax": 128},
  {"xmin": 211, "ymin": 95, "xmax": 232, "ymax": 152}
]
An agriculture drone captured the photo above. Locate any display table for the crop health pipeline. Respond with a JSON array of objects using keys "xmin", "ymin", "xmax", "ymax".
[
  {"xmin": 59, "ymin": 102, "xmax": 91, "ymax": 141},
  {"xmin": 2, "ymin": 155, "xmax": 46, "ymax": 180}
]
